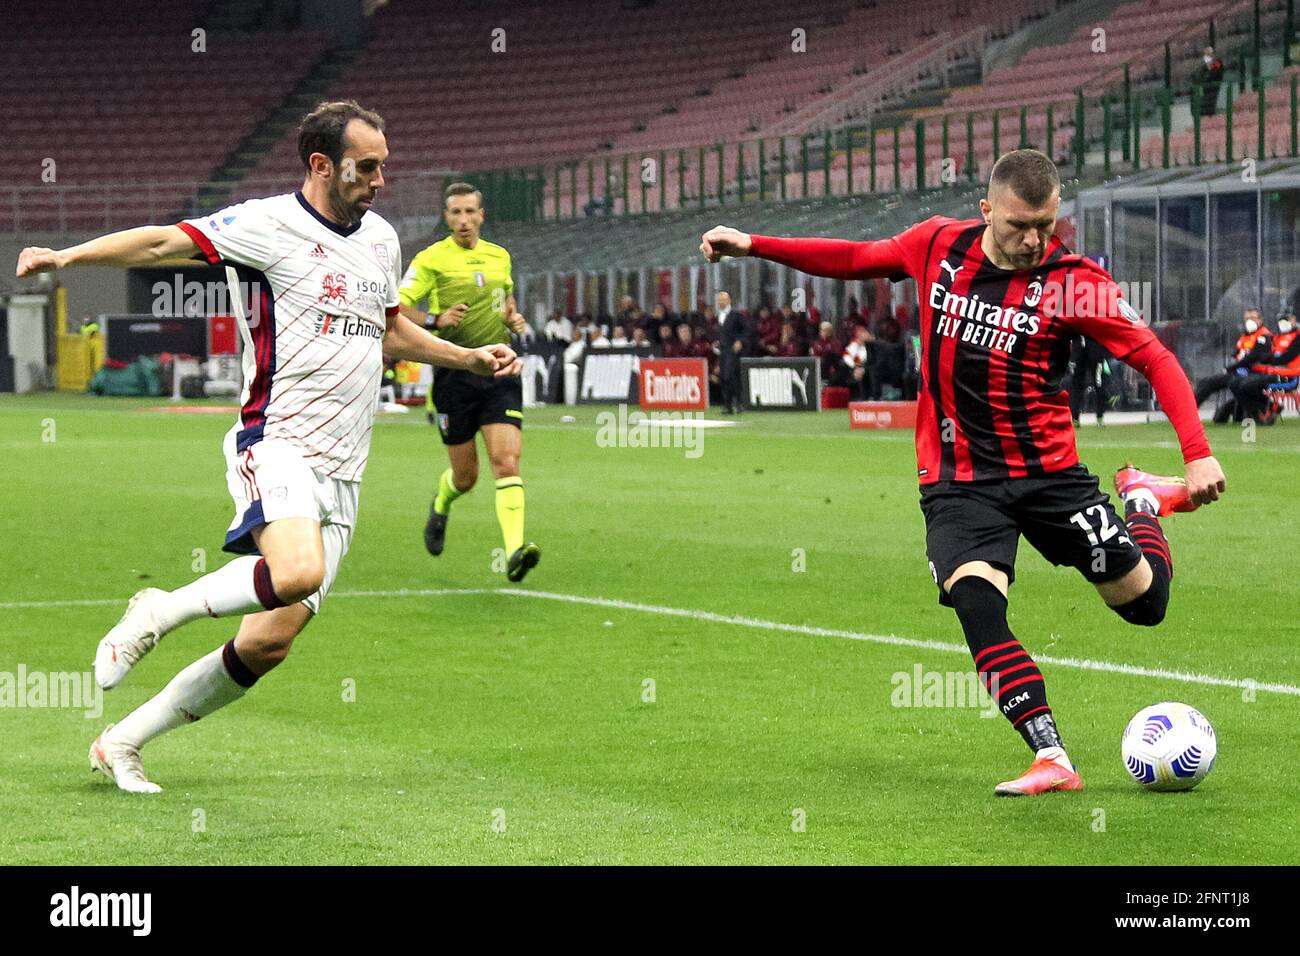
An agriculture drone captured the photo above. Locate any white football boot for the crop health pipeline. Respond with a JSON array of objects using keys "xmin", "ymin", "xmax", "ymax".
[
  {"xmin": 94, "ymin": 587, "xmax": 166, "ymax": 689},
  {"xmin": 89, "ymin": 725, "xmax": 162, "ymax": 794}
]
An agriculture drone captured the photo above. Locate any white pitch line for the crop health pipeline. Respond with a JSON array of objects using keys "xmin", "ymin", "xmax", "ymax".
[
  {"xmin": 4, "ymin": 586, "xmax": 1297, "ymax": 698},
  {"xmin": 0, "ymin": 587, "xmax": 490, "ymax": 611},
  {"xmin": 495, "ymin": 587, "xmax": 1300, "ymax": 699}
]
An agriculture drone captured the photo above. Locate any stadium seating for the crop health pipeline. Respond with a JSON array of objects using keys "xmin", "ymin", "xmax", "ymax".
[
  {"xmin": 0, "ymin": 0, "xmax": 329, "ymax": 231},
  {"xmin": 1143, "ymin": 65, "xmax": 1300, "ymax": 166},
  {"xmin": 944, "ymin": 0, "xmax": 1258, "ymax": 112},
  {"xmin": 3, "ymin": 0, "xmax": 1291, "ymax": 235}
]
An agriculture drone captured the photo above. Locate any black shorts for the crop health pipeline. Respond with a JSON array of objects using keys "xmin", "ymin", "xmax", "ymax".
[
  {"xmin": 919, "ymin": 464, "xmax": 1143, "ymax": 606},
  {"xmin": 429, "ymin": 367, "xmax": 523, "ymax": 445}
]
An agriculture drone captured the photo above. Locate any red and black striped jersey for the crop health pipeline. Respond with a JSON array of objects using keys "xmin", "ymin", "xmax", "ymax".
[{"xmin": 749, "ymin": 216, "xmax": 1211, "ymax": 484}]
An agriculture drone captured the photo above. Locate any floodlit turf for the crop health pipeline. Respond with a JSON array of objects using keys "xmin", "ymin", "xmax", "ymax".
[{"xmin": 1, "ymin": 392, "xmax": 1297, "ymax": 864}]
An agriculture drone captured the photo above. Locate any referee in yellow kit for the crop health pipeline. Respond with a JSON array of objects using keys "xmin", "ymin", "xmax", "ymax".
[{"xmin": 398, "ymin": 181, "xmax": 540, "ymax": 582}]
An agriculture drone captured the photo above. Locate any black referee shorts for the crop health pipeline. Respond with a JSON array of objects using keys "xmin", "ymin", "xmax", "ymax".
[
  {"xmin": 919, "ymin": 464, "xmax": 1144, "ymax": 606},
  {"xmin": 428, "ymin": 366, "xmax": 523, "ymax": 446}
]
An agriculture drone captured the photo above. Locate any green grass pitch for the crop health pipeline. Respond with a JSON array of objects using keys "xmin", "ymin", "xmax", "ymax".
[{"xmin": 1, "ymin": 392, "xmax": 1297, "ymax": 864}]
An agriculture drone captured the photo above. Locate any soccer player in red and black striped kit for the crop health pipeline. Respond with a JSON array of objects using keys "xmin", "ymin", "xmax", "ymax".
[{"xmin": 701, "ymin": 149, "xmax": 1227, "ymax": 796}]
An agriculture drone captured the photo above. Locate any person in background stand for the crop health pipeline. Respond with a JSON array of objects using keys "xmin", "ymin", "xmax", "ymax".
[
  {"xmin": 1193, "ymin": 46, "xmax": 1225, "ymax": 117},
  {"xmin": 1069, "ymin": 335, "xmax": 1117, "ymax": 427},
  {"xmin": 715, "ymin": 290, "xmax": 752, "ymax": 415},
  {"xmin": 1228, "ymin": 309, "xmax": 1300, "ymax": 425},
  {"xmin": 1194, "ymin": 308, "xmax": 1271, "ymax": 422}
]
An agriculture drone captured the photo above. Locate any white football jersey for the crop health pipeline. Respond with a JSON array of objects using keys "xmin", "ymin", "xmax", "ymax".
[{"xmin": 179, "ymin": 191, "xmax": 401, "ymax": 481}]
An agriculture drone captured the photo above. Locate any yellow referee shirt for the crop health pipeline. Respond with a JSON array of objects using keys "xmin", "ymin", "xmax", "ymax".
[{"xmin": 398, "ymin": 235, "xmax": 514, "ymax": 348}]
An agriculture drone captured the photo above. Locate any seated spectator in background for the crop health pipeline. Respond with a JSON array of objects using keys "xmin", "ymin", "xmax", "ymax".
[
  {"xmin": 1195, "ymin": 307, "xmax": 1271, "ymax": 421},
  {"xmin": 756, "ymin": 306, "xmax": 779, "ymax": 351},
  {"xmin": 618, "ymin": 294, "xmax": 637, "ymax": 325},
  {"xmin": 631, "ymin": 327, "xmax": 652, "ymax": 348},
  {"xmin": 1229, "ymin": 309, "xmax": 1300, "ymax": 424},
  {"xmin": 563, "ymin": 325, "xmax": 589, "ymax": 365},
  {"xmin": 665, "ymin": 322, "xmax": 703, "ymax": 359},
  {"xmin": 775, "ymin": 320, "xmax": 803, "ymax": 357},
  {"xmin": 589, "ymin": 325, "xmax": 611, "ymax": 349},
  {"xmin": 795, "ymin": 309, "xmax": 818, "ymax": 347},
  {"xmin": 610, "ymin": 324, "xmax": 630, "ymax": 346},
  {"xmin": 810, "ymin": 320, "xmax": 843, "ymax": 380},
  {"xmin": 544, "ymin": 311, "xmax": 574, "ymax": 343},
  {"xmin": 656, "ymin": 322, "xmax": 675, "ymax": 352},
  {"xmin": 843, "ymin": 324, "xmax": 876, "ymax": 399},
  {"xmin": 699, "ymin": 304, "xmax": 720, "ymax": 342}
]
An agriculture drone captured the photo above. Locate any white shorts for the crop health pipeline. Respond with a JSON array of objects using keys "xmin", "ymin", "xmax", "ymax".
[{"xmin": 222, "ymin": 427, "xmax": 360, "ymax": 615}]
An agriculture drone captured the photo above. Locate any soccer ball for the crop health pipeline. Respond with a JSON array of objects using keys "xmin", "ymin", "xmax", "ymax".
[{"xmin": 1121, "ymin": 702, "xmax": 1217, "ymax": 791}]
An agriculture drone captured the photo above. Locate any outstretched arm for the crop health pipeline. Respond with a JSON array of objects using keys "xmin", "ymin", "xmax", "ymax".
[
  {"xmin": 16, "ymin": 225, "xmax": 199, "ymax": 275},
  {"xmin": 700, "ymin": 225, "xmax": 909, "ymax": 279},
  {"xmin": 384, "ymin": 310, "xmax": 521, "ymax": 377}
]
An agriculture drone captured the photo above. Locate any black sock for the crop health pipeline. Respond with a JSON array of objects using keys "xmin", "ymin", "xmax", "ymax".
[
  {"xmin": 948, "ymin": 577, "xmax": 1060, "ymax": 752},
  {"xmin": 1112, "ymin": 513, "xmax": 1172, "ymax": 627}
]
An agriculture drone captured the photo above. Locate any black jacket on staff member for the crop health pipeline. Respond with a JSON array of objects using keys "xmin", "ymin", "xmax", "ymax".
[{"xmin": 716, "ymin": 294, "xmax": 754, "ymax": 413}]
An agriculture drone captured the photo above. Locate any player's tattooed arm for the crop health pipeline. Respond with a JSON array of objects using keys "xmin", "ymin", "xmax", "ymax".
[
  {"xmin": 384, "ymin": 310, "xmax": 521, "ymax": 377},
  {"xmin": 16, "ymin": 225, "xmax": 199, "ymax": 275}
]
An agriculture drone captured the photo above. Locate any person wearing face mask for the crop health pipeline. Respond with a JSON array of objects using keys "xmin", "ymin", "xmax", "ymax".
[
  {"xmin": 1193, "ymin": 46, "xmax": 1225, "ymax": 117},
  {"xmin": 1228, "ymin": 309, "xmax": 1300, "ymax": 424},
  {"xmin": 1194, "ymin": 308, "xmax": 1272, "ymax": 421}
]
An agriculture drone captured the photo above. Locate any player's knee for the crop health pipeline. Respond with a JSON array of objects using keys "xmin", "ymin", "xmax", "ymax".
[
  {"xmin": 269, "ymin": 555, "xmax": 325, "ymax": 603},
  {"xmin": 240, "ymin": 629, "xmax": 297, "ymax": 671},
  {"xmin": 1110, "ymin": 569, "xmax": 1169, "ymax": 627},
  {"xmin": 489, "ymin": 452, "xmax": 519, "ymax": 478},
  {"xmin": 453, "ymin": 464, "xmax": 478, "ymax": 492}
]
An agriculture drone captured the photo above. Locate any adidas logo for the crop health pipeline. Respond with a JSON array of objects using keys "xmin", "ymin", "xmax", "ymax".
[{"xmin": 309, "ymin": 243, "xmax": 327, "ymax": 260}]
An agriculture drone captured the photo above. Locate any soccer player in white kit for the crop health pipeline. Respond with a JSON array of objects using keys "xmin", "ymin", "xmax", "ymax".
[{"xmin": 15, "ymin": 101, "xmax": 520, "ymax": 793}]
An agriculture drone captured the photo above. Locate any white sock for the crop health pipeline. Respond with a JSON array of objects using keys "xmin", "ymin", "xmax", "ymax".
[
  {"xmin": 151, "ymin": 555, "xmax": 269, "ymax": 634},
  {"xmin": 1036, "ymin": 746, "xmax": 1072, "ymax": 770},
  {"xmin": 111, "ymin": 645, "xmax": 250, "ymax": 749}
]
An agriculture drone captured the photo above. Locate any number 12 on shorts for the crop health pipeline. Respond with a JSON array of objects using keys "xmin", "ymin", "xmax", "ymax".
[{"xmin": 1068, "ymin": 504, "xmax": 1131, "ymax": 547}]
